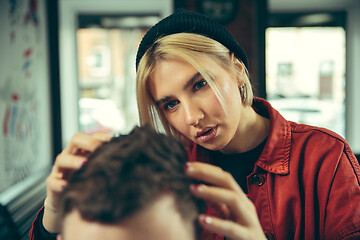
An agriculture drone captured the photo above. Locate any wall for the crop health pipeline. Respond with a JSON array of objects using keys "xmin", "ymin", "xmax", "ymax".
[
  {"xmin": 346, "ymin": 3, "xmax": 360, "ymax": 154},
  {"xmin": 0, "ymin": 0, "xmax": 53, "ymax": 238},
  {"xmin": 0, "ymin": 0, "xmax": 52, "ymax": 194}
]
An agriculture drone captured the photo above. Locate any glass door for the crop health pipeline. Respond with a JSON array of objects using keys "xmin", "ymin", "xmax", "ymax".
[
  {"xmin": 76, "ymin": 16, "xmax": 160, "ymax": 135},
  {"xmin": 59, "ymin": 0, "xmax": 172, "ymax": 145}
]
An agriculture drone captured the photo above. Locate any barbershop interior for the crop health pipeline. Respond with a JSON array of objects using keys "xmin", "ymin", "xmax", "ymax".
[{"xmin": 1, "ymin": 0, "xmax": 360, "ymax": 239}]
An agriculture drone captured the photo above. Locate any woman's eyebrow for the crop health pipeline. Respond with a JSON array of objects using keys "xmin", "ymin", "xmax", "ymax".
[
  {"xmin": 155, "ymin": 72, "xmax": 202, "ymax": 106},
  {"xmin": 184, "ymin": 72, "xmax": 202, "ymax": 89}
]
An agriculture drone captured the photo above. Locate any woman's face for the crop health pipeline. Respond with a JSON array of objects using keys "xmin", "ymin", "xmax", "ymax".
[{"xmin": 149, "ymin": 57, "xmax": 245, "ymax": 151}]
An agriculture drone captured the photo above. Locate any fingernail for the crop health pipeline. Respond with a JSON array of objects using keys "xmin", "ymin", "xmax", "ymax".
[
  {"xmin": 202, "ymin": 216, "xmax": 212, "ymax": 224},
  {"xmin": 191, "ymin": 184, "xmax": 202, "ymax": 192},
  {"xmin": 56, "ymin": 172, "xmax": 63, "ymax": 179},
  {"xmin": 185, "ymin": 162, "xmax": 192, "ymax": 172},
  {"xmin": 82, "ymin": 159, "xmax": 88, "ymax": 165}
]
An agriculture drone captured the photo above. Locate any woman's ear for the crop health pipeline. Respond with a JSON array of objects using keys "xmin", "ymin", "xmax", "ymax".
[
  {"xmin": 231, "ymin": 54, "xmax": 245, "ymax": 73},
  {"xmin": 230, "ymin": 53, "xmax": 246, "ymax": 84}
]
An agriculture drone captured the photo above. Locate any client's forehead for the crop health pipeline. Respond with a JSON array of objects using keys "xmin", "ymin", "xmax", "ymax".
[{"xmin": 61, "ymin": 194, "xmax": 196, "ymax": 240}]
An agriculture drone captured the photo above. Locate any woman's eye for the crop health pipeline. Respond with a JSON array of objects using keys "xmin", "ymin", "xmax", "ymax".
[
  {"xmin": 193, "ymin": 80, "xmax": 207, "ymax": 90},
  {"xmin": 164, "ymin": 100, "xmax": 179, "ymax": 111}
]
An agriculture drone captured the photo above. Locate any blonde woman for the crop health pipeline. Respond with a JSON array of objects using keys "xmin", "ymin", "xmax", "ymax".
[{"xmin": 30, "ymin": 9, "xmax": 360, "ymax": 240}]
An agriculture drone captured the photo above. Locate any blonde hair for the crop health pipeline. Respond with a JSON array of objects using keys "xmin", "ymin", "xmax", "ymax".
[{"xmin": 136, "ymin": 33, "xmax": 253, "ymax": 143}]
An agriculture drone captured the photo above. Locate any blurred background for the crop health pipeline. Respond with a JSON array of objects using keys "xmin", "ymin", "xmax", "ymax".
[{"xmin": 0, "ymin": 0, "xmax": 359, "ymax": 239}]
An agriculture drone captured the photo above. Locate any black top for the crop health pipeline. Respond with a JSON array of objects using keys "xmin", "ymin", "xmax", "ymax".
[
  {"xmin": 209, "ymin": 138, "xmax": 267, "ymax": 194},
  {"xmin": 37, "ymin": 208, "xmax": 57, "ymax": 240}
]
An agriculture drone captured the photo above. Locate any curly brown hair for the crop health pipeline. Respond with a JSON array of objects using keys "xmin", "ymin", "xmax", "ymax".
[{"xmin": 60, "ymin": 125, "xmax": 202, "ymax": 227}]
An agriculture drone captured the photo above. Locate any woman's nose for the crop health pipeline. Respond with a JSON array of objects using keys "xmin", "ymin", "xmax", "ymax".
[{"xmin": 183, "ymin": 101, "xmax": 204, "ymax": 126}]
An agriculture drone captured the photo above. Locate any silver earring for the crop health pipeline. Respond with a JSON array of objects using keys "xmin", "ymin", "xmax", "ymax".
[{"xmin": 240, "ymin": 83, "xmax": 247, "ymax": 104}]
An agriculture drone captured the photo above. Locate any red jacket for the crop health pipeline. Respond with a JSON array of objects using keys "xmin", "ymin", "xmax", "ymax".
[
  {"xmin": 29, "ymin": 98, "xmax": 360, "ymax": 240},
  {"xmin": 188, "ymin": 98, "xmax": 360, "ymax": 240}
]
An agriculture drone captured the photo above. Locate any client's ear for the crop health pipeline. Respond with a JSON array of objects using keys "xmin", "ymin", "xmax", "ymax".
[{"xmin": 57, "ymin": 234, "xmax": 63, "ymax": 240}]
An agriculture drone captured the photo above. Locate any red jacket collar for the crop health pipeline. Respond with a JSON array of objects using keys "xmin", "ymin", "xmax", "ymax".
[
  {"xmin": 186, "ymin": 97, "xmax": 291, "ymax": 175},
  {"xmin": 252, "ymin": 98, "xmax": 290, "ymax": 175}
]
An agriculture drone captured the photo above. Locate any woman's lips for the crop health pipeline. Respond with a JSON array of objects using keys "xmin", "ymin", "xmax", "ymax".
[{"xmin": 196, "ymin": 126, "xmax": 217, "ymax": 143}]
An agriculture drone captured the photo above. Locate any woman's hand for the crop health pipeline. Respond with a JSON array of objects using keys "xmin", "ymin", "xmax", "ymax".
[
  {"xmin": 43, "ymin": 132, "xmax": 111, "ymax": 233},
  {"xmin": 185, "ymin": 162, "xmax": 266, "ymax": 240}
]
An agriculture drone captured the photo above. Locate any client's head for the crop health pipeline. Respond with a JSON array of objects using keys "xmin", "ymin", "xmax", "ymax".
[{"xmin": 58, "ymin": 126, "xmax": 201, "ymax": 240}]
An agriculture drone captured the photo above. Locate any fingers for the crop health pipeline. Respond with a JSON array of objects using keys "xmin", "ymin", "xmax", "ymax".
[
  {"xmin": 46, "ymin": 132, "xmax": 108, "ymax": 204},
  {"xmin": 92, "ymin": 132, "xmax": 112, "ymax": 142},
  {"xmin": 43, "ymin": 131, "xmax": 110, "ymax": 233},
  {"xmin": 185, "ymin": 162, "xmax": 245, "ymax": 196},
  {"xmin": 198, "ymin": 215, "xmax": 263, "ymax": 240},
  {"xmin": 190, "ymin": 184, "xmax": 255, "ymax": 224},
  {"xmin": 195, "ymin": 185, "xmax": 265, "ymax": 240},
  {"xmin": 46, "ymin": 177, "xmax": 67, "ymax": 194},
  {"xmin": 47, "ymin": 155, "xmax": 84, "ymax": 199},
  {"xmin": 186, "ymin": 162, "xmax": 266, "ymax": 239},
  {"xmin": 54, "ymin": 153, "xmax": 86, "ymax": 170},
  {"xmin": 63, "ymin": 132, "xmax": 109, "ymax": 155},
  {"xmin": 52, "ymin": 132, "xmax": 109, "ymax": 183}
]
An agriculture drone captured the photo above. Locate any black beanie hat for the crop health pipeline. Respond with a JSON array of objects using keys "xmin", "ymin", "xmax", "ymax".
[{"xmin": 135, "ymin": 9, "xmax": 248, "ymax": 70}]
